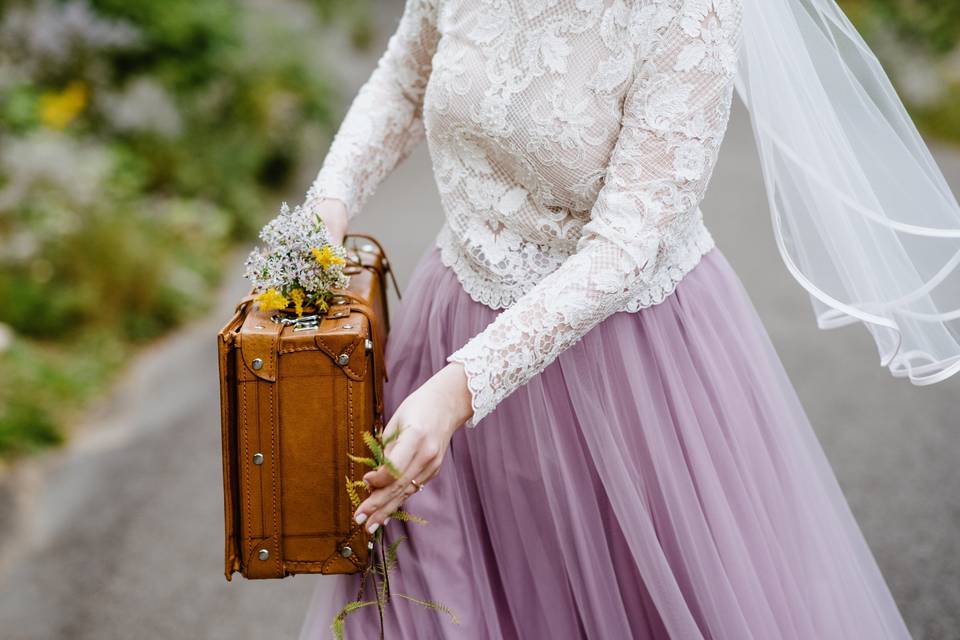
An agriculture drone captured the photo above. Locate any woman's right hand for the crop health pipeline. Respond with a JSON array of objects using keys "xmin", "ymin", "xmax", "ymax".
[{"xmin": 302, "ymin": 197, "xmax": 349, "ymax": 246}]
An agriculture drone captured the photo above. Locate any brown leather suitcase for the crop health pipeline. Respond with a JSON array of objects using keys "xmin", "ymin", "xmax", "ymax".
[{"xmin": 217, "ymin": 234, "xmax": 394, "ymax": 580}]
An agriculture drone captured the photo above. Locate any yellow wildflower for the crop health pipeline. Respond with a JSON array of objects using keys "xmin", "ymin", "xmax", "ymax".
[
  {"xmin": 255, "ymin": 287, "xmax": 288, "ymax": 312},
  {"xmin": 40, "ymin": 81, "xmax": 88, "ymax": 130},
  {"xmin": 311, "ymin": 245, "xmax": 345, "ymax": 270},
  {"xmin": 315, "ymin": 295, "xmax": 330, "ymax": 314},
  {"xmin": 290, "ymin": 288, "xmax": 306, "ymax": 317}
]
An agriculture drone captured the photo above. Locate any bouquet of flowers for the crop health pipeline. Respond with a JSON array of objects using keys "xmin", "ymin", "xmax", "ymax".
[{"xmin": 243, "ymin": 202, "xmax": 350, "ymax": 316}]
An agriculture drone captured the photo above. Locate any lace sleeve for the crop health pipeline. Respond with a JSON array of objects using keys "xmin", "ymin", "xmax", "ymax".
[
  {"xmin": 446, "ymin": 1, "xmax": 743, "ymax": 427},
  {"xmin": 303, "ymin": 0, "xmax": 440, "ymax": 219}
]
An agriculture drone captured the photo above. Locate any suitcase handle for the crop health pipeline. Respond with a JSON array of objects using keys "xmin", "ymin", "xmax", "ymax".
[{"xmin": 344, "ymin": 233, "xmax": 402, "ymax": 302}]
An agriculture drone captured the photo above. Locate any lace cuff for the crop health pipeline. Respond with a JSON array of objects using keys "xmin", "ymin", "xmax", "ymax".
[{"xmin": 446, "ymin": 349, "xmax": 496, "ymax": 428}]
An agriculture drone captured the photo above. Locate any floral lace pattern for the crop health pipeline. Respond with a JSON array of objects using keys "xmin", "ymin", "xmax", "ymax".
[{"xmin": 307, "ymin": 0, "xmax": 743, "ymax": 426}]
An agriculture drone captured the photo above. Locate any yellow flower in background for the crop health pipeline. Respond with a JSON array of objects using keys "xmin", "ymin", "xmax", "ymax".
[
  {"xmin": 255, "ymin": 287, "xmax": 288, "ymax": 312},
  {"xmin": 290, "ymin": 288, "xmax": 306, "ymax": 317},
  {"xmin": 312, "ymin": 245, "xmax": 345, "ymax": 270},
  {"xmin": 40, "ymin": 81, "xmax": 89, "ymax": 130}
]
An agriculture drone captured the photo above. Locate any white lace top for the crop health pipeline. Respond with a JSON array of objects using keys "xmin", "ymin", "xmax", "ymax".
[{"xmin": 305, "ymin": 0, "xmax": 743, "ymax": 427}]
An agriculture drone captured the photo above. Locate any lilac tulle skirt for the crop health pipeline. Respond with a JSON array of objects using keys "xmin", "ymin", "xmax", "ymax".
[{"xmin": 299, "ymin": 244, "xmax": 911, "ymax": 639}]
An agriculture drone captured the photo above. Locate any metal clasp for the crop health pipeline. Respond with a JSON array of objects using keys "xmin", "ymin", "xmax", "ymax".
[{"xmin": 271, "ymin": 313, "xmax": 320, "ymax": 332}]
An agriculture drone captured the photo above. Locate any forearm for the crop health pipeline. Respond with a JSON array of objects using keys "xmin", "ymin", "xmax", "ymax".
[{"xmin": 447, "ymin": 234, "xmax": 658, "ymax": 427}]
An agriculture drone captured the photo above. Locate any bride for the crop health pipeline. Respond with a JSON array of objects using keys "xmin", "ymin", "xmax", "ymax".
[{"xmin": 295, "ymin": 0, "xmax": 960, "ymax": 637}]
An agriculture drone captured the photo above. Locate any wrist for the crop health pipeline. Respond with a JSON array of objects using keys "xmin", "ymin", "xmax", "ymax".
[
  {"xmin": 301, "ymin": 196, "xmax": 348, "ymax": 243},
  {"xmin": 421, "ymin": 362, "xmax": 474, "ymax": 435}
]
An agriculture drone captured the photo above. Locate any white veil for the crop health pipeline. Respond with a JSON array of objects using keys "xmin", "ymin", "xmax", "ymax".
[{"xmin": 736, "ymin": 0, "xmax": 960, "ymax": 384}]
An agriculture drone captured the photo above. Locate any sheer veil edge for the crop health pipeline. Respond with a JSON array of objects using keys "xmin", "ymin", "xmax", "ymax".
[{"xmin": 736, "ymin": 0, "xmax": 960, "ymax": 384}]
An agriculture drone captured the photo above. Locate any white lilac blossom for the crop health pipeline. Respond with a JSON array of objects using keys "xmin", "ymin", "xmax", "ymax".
[{"xmin": 243, "ymin": 202, "xmax": 349, "ymax": 312}]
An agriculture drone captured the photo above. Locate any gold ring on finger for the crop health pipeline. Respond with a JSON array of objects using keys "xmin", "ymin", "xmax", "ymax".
[{"xmin": 410, "ymin": 478, "xmax": 425, "ymax": 492}]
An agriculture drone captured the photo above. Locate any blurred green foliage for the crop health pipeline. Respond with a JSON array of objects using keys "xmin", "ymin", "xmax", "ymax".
[
  {"xmin": 0, "ymin": 0, "xmax": 366, "ymax": 458},
  {"xmin": 866, "ymin": 0, "xmax": 960, "ymax": 56},
  {"xmin": 841, "ymin": 0, "xmax": 960, "ymax": 144}
]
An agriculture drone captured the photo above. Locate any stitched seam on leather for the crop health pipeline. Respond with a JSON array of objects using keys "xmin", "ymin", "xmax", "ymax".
[
  {"xmin": 344, "ymin": 341, "xmax": 360, "ymax": 377},
  {"xmin": 334, "ymin": 377, "xmax": 343, "ymax": 543},
  {"xmin": 268, "ymin": 324, "xmax": 279, "ymax": 379},
  {"xmin": 244, "ymin": 537, "xmax": 270, "ymax": 567},
  {"xmin": 241, "ymin": 381, "xmax": 252, "ymax": 573},
  {"xmin": 314, "ymin": 334, "xmax": 365, "ymax": 380},
  {"xmin": 320, "ymin": 554, "xmax": 339, "ymax": 572},
  {"xmin": 288, "ymin": 557, "xmax": 362, "ymax": 570},
  {"xmin": 346, "ymin": 379, "xmax": 353, "ymax": 534},
  {"xmin": 269, "ymin": 381, "xmax": 281, "ymax": 575},
  {"xmin": 278, "ymin": 345, "xmax": 323, "ymax": 354}
]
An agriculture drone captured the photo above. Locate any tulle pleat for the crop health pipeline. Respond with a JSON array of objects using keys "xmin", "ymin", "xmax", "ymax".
[{"xmin": 298, "ymin": 245, "xmax": 911, "ymax": 640}]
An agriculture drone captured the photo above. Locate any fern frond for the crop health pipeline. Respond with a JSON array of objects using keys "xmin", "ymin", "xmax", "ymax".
[
  {"xmin": 362, "ymin": 431, "xmax": 384, "ymax": 461},
  {"xmin": 331, "ymin": 599, "xmax": 379, "ymax": 640},
  {"xmin": 344, "ymin": 477, "xmax": 370, "ymax": 509},
  {"xmin": 344, "ymin": 475, "xmax": 361, "ymax": 509},
  {"xmin": 394, "ymin": 593, "xmax": 461, "ymax": 625},
  {"xmin": 385, "ymin": 535, "xmax": 406, "ymax": 571},
  {"xmin": 389, "ymin": 509, "xmax": 428, "ymax": 525},
  {"xmin": 347, "ymin": 453, "xmax": 379, "ymax": 469}
]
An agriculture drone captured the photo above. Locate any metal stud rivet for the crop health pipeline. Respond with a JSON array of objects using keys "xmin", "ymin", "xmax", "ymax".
[
  {"xmin": 337, "ymin": 353, "xmax": 350, "ymax": 366},
  {"xmin": 251, "ymin": 358, "xmax": 264, "ymax": 371},
  {"xmin": 254, "ymin": 325, "xmax": 265, "ymax": 330},
  {"xmin": 341, "ymin": 324, "xmax": 353, "ymax": 329},
  {"xmin": 253, "ymin": 452, "xmax": 264, "ymax": 465},
  {"xmin": 365, "ymin": 339, "xmax": 373, "ymax": 352},
  {"xmin": 258, "ymin": 548, "xmax": 270, "ymax": 561},
  {"xmin": 340, "ymin": 545, "xmax": 353, "ymax": 558}
]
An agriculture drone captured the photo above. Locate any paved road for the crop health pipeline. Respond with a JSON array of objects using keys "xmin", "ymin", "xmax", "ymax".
[{"xmin": 2, "ymin": 6, "xmax": 959, "ymax": 640}]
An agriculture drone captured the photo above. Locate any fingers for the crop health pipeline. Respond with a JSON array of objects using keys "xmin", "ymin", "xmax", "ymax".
[
  {"xmin": 353, "ymin": 431, "xmax": 444, "ymax": 533},
  {"xmin": 355, "ymin": 445, "xmax": 431, "ymax": 529},
  {"xmin": 374, "ymin": 444, "xmax": 441, "ymax": 520}
]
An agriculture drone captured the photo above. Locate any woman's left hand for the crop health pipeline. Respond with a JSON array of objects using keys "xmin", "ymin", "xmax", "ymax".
[{"xmin": 353, "ymin": 362, "xmax": 474, "ymax": 534}]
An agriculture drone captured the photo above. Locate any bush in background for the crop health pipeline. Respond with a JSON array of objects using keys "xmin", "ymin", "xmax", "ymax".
[
  {"xmin": 841, "ymin": 0, "xmax": 960, "ymax": 144},
  {"xmin": 0, "ymin": 0, "xmax": 364, "ymax": 458}
]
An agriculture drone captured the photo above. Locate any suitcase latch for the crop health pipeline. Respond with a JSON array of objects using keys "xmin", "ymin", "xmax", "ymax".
[{"xmin": 271, "ymin": 313, "xmax": 320, "ymax": 332}]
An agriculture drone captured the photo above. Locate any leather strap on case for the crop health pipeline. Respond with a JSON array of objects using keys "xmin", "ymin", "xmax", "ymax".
[
  {"xmin": 324, "ymin": 291, "xmax": 388, "ymax": 426},
  {"xmin": 239, "ymin": 324, "xmax": 286, "ymax": 579}
]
